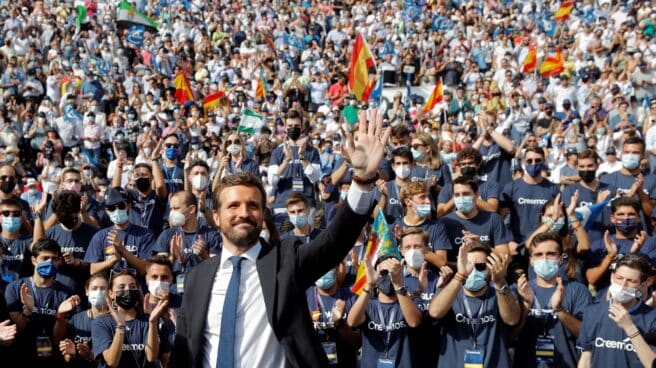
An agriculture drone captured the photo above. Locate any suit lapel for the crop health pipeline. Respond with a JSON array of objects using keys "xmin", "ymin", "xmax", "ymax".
[
  {"xmin": 191, "ymin": 254, "xmax": 222, "ymax": 357},
  {"xmin": 256, "ymin": 240, "xmax": 279, "ymax": 332}
]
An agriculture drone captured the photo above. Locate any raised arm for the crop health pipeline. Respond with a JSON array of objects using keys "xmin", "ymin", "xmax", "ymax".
[{"xmin": 429, "ymin": 243, "xmax": 471, "ymax": 319}]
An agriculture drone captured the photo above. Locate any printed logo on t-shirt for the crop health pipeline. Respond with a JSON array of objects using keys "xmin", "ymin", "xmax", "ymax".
[
  {"xmin": 454, "ymin": 235, "xmax": 490, "ymax": 245},
  {"xmin": 61, "ymin": 246, "xmax": 85, "ymax": 254},
  {"xmin": 388, "ymin": 198, "xmax": 401, "ymax": 206},
  {"xmin": 455, "ymin": 313, "xmax": 496, "ymax": 325},
  {"xmin": 30, "ymin": 306, "xmax": 57, "ymax": 316},
  {"xmin": 74, "ymin": 335, "xmax": 91, "ymax": 344},
  {"xmin": 482, "ymin": 152, "xmax": 500, "ymax": 164},
  {"xmin": 125, "ymin": 245, "xmax": 138, "ymax": 253},
  {"xmin": 368, "ymin": 319, "xmax": 407, "ymax": 331},
  {"xmin": 2, "ymin": 254, "xmax": 23, "ymax": 261},
  {"xmin": 517, "ymin": 197, "xmax": 549, "ymax": 205},
  {"xmin": 595, "ymin": 337, "xmax": 635, "ymax": 352},
  {"xmin": 122, "ymin": 343, "xmax": 145, "ymax": 351}
]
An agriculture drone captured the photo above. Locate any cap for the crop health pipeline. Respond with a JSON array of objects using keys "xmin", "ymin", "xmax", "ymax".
[
  {"xmin": 538, "ymin": 96, "xmax": 547, "ymax": 103},
  {"xmin": 104, "ymin": 187, "xmax": 128, "ymax": 207},
  {"xmin": 606, "ymin": 146, "xmax": 617, "ymax": 155},
  {"xmin": 566, "ymin": 147, "xmax": 578, "ymax": 156},
  {"xmin": 563, "ymin": 99, "xmax": 572, "ymax": 106},
  {"xmin": 25, "ymin": 178, "xmax": 38, "ymax": 187}
]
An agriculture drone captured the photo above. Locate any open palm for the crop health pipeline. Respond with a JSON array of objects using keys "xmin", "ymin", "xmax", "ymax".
[{"xmin": 344, "ymin": 108, "xmax": 390, "ymax": 179}]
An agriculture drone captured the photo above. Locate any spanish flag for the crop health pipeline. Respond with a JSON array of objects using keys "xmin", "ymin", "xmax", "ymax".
[
  {"xmin": 254, "ymin": 69, "xmax": 267, "ymax": 100},
  {"xmin": 351, "ymin": 210, "xmax": 401, "ymax": 295},
  {"xmin": 173, "ymin": 72, "xmax": 194, "ymax": 105},
  {"xmin": 423, "ymin": 78, "xmax": 443, "ymax": 112},
  {"xmin": 259, "ymin": 30, "xmax": 277, "ymax": 55},
  {"xmin": 540, "ymin": 50, "xmax": 565, "ymax": 78},
  {"xmin": 203, "ymin": 91, "xmax": 226, "ymax": 112},
  {"xmin": 522, "ymin": 44, "xmax": 537, "ymax": 73},
  {"xmin": 348, "ymin": 32, "xmax": 377, "ymax": 103},
  {"xmin": 554, "ymin": 0, "xmax": 574, "ymax": 22}
]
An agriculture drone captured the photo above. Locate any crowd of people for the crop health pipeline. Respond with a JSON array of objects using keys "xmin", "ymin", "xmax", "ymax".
[{"xmin": 1, "ymin": 0, "xmax": 656, "ymax": 367}]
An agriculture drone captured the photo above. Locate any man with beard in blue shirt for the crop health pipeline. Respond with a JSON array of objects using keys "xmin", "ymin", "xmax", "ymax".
[
  {"xmin": 501, "ymin": 146, "xmax": 560, "ymax": 244},
  {"xmin": 442, "ymin": 176, "xmax": 511, "ymax": 260},
  {"xmin": 562, "ymin": 149, "xmax": 616, "ymax": 243},
  {"xmin": 429, "ymin": 241, "xmax": 520, "ymax": 368},
  {"xmin": 514, "ymin": 232, "xmax": 592, "ymax": 368},
  {"xmin": 577, "ymin": 254, "xmax": 656, "ymax": 367}
]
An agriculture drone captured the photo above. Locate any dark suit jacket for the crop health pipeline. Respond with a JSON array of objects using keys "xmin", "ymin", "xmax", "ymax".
[{"xmin": 172, "ymin": 204, "xmax": 369, "ymax": 368}]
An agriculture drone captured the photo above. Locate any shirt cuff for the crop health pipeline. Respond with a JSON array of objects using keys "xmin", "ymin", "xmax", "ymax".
[{"xmin": 347, "ymin": 182, "xmax": 375, "ymax": 215}]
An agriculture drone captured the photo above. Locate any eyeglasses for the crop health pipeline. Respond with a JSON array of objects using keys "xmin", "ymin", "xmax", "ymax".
[
  {"xmin": 411, "ymin": 144, "xmax": 426, "ymax": 149},
  {"xmin": 526, "ymin": 159, "xmax": 543, "ymax": 164},
  {"xmin": 0, "ymin": 175, "xmax": 14, "ymax": 182},
  {"xmin": 1, "ymin": 210, "xmax": 21, "ymax": 217},
  {"xmin": 225, "ymin": 139, "xmax": 241, "ymax": 145},
  {"xmin": 165, "ymin": 143, "xmax": 179, "ymax": 148},
  {"xmin": 474, "ymin": 263, "xmax": 487, "ymax": 272},
  {"xmin": 105, "ymin": 202, "xmax": 127, "ymax": 212}
]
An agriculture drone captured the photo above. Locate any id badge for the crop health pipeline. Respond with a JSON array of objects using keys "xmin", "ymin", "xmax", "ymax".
[
  {"xmin": 322, "ymin": 342, "xmax": 338, "ymax": 365},
  {"xmin": 176, "ymin": 274, "xmax": 185, "ymax": 294},
  {"xmin": 464, "ymin": 349, "xmax": 484, "ymax": 368},
  {"xmin": 36, "ymin": 335, "xmax": 52, "ymax": 358},
  {"xmin": 535, "ymin": 335, "xmax": 555, "ymax": 364},
  {"xmin": 292, "ymin": 176, "xmax": 304, "ymax": 192},
  {"xmin": 377, "ymin": 357, "xmax": 395, "ymax": 368}
]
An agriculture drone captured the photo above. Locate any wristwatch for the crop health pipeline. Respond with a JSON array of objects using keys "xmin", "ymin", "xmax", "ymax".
[
  {"xmin": 494, "ymin": 284, "xmax": 511, "ymax": 295},
  {"xmin": 394, "ymin": 286, "xmax": 408, "ymax": 296}
]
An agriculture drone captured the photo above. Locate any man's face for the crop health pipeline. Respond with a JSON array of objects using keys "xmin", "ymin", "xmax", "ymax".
[
  {"xmin": 134, "ymin": 167, "xmax": 152, "ymax": 180},
  {"xmin": 62, "ymin": 173, "xmax": 81, "ymax": 187},
  {"xmin": 466, "ymin": 251, "xmax": 488, "ymax": 273},
  {"xmin": 524, "ymin": 151, "xmax": 544, "ymax": 167},
  {"xmin": 169, "ymin": 195, "xmax": 192, "ymax": 217},
  {"xmin": 391, "ymin": 136, "xmax": 410, "ymax": 148},
  {"xmin": 392, "ymin": 156, "xmax": 412, "ymax": 170},
  {"xmin": 612, "ymin": 265, "xmax": 643, "ymax": 290},
  {"xmin": 287, "ymin": 201, "xmax": 308, "ymax": 216},
  {"xmin": 453, "ymin": 183, "xmax": 476, "ymax": 199},
  {"xmin": 400, "ymin": 234, "xmax": 427, "ymax": 256},
  {"xmin": 612, "ymin": 205, "xmax": 638, "ymax": 224},
  {"xmin": 529, "ymin": 240, "xmax": 560, "ymax": 266},
  {"xmin": 32, "ymin": 250, "xmax": 59, "ymax": 268},
  {"xmin": 0, "ymin": 166, "xmax": 15, "ymax": 184},
  {"xmin": 577, "ymin": 157, "xmax": 597, "ymax": 172},
  {"xmin": 623, "ymin": 143, "xmax": 643, "ymax": 157},
  {"xmin": 147, "ymin": 264, "xmax": 173, "ymax": 284},
  {"xmin": 189, "ymin": 165, "xmax": 209, "ymax": 183},
  {"xmin": 214, "ymin": 185, "xmax": 264, "ymax": 249}
]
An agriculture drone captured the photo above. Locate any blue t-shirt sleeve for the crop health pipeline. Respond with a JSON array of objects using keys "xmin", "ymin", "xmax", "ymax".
[
  {"xmin": 207, "ymin": 230, "xmax": 222, "ymax": 254},
  {"xmin": 500, "ymin": 181, "xmax": 513, "ymax": 208},
  {"xmin": 484, "ymin": 181, "xmax": 500, "ymax": 199},
  {"xmin": 491, "ymin": 213, "xmax": 511, "ymax": 245},
  {"xmin": 577, "ymin": 304, "xmax": 597, "ymax": 352},
  {"xmin": 4, "ymin": 280, "xmax": 22, "ymax": 312},
  {"xmin": 84, "ymin": 232, "xmax": 105, "ymax": 263},
  {"xmin": 91, "ymin": 317, "xmax": 115, "ymax": 360},
  {"xmin": 569, "ymin": 283, "xmax": 592, "ymax": 320},
  {"xmin": 437, "ymin": 184, "xmax": 452, "ymax": 204},
  {"xmin": 154, "ymin": 231, "xmax": 169, "ymax": 254},
  {"xmin": 138, "ymin": 230, "xmax": 157, "ymax": 259},
  {"xmin": 431, "ymin": 222, "xmax": 453, "ymax": 251}
]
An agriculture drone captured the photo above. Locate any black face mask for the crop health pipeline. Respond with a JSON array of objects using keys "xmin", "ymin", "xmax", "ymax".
[
  {"xmin": 460, "ymin": 166, "xmax": 477, "ymax": 177},
  {"xmin": 0, "ymin": 178, "xmax": 15, "ymax": 194},
  {"xmin": 59, "ymin": 215, "xmax": 78, "ymax": 230},
  {"xmin": 376, "ymin": 274, "xmax": 395, "ymax": 296},
  {"xmin": 578, "ymin": 170, "xmax": 596, "ymax": 183},
  {"xmin": 287, "ymin": 126, "xmax": 301, "ymax": 141},
  {"xmin": 114, "ymin": 289, "xmax": 140, "ymax": 310},
  {"xmin": 135, "ymin": 177, "xmax": 151, "ymax": 192}
]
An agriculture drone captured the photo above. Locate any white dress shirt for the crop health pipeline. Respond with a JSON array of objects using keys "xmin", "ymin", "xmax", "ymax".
[{"xmin": 202, "ymin": 183, "xmax": 375, "ymax": 367}]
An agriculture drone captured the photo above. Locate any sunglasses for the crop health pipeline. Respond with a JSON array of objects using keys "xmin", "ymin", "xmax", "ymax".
[
  {"xmin": 109, "ymin": 268, "xmax": 138, "ymax": 283},
  {"xmin": 1, "ymin": 210, "xmax": 21, "ymax": 217},
  {"xmin": 165, "ymin": 143, "xmax": 179, "ymax": 149},
  {"xmin": 474, "ymin": 263, "xmax": 487, "ymax": 272},
  {"xmin": 526, "ymin": 159, "xmax": 543, "ymax": 164},
  {"xmin": 105, "ymin": 202, "xmax": 127, "ymax": 212},
  {"xmin": 225, "ymin": 139, "xmax": 241, "ymax": 145},
  {"xmin": 0, "ymin": 175, "xmax": 15, "ymax": 182},
  {"xmin": 411, "ymin": 144, "xmax": 426, "ymax": 149}
]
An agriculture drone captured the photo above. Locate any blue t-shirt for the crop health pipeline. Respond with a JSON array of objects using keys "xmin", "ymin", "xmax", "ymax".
[
  {"xmin": 126, "ymin": 189, "xmax": 167, "ymax": 237},
  {"xmin": 441, "ymin": 210, "xmax": 511, "ymax": 261},
  {"xmin": 561, "ymin": 182, "xmax": 616, "ymax": 243},
  {"xmin": 392, "ymin": 218, "xmax": 452, "ymax": 253},
  {"xmin": 280, "ymin": 227, "xmax": 323, "ymax": 243},
  {"xmin": 223, "ymin": 157, "xmax": 261, "ymax": 177},
  {"xmin": 501, "ymin": 178, "xmax": 560, "ymax": 243},
  {"xmin": 153, "ymin": 225, "xmax": 222, "ymax": 274},
  {"xmin": 46, "ymin": 223, "xmax": 97, "ymax": 261},
  {"xmin": 0, "ymin": 235, "xmax": 33, "ymax": 283},
  {"xmin": 269, "ymin": 144, "xmax": 321, "ymax": 209},
  {"xmin": 513, "ymin": 280, "xmax": 592, "ymax": 368},
  {"xmin": 358, "ymin": 299, "xmax": 416, "ymax": 368},
  {"xmin": 577, "ymin": 299, "xmax": 656, "ymax": 367},
  {"xmin": 438, "ymin": 178, "xmax": 500, "ymax": 205},
  {"xmin": 161, "ymin": 163, "xmax": 185, "ymax": 195},
  {"xmin": 437, "ymin": 285, "xmax": 516, "ymax": 368},
  {"xmin": 84, "ymin": 223, "xmax": 156, "ymax": 271},
  {"xmin": 585, "ymin": 234, "xmax": 656, "ymax": 290},
  {"xmin": 403, "ymin": 270, "xmax": 439, "ymax": 312},
  {"xmin": 600, "ymin": 171, "xmax": 656, "ymax": 234},
  {"xmin": 376, "ymin": 180, "xmax": 407, "ymax": 224},
  {"xmin": 44, "ymin": 197, "xmax": 104, "ymax": 227},
  {"xmin": 478, "ymin": 142, "xmax": 513, "ymax": 186},
  {"xmin": 5, "ymin": 277, "xmax": 73, "ymax": 365},
  {"xmin": 67, "ymin": 310, "xmax": 98, "ymax": 368}
]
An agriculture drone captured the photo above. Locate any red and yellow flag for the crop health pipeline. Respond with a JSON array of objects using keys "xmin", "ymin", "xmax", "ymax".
[
  {"xmin": 254, "ymin": 69, "xmax": 267, "ymax": 100},
  {"xmin": 423, "ymin": 78, "xmax": 444, "ymax": 112},
  {"xmin": 540, "ymin": 50, "xmax": 565, "ymax": 78},
  {"xmin": 522, "ymin": 44, "xmax": 537, "ymax": 73},
  {"xmin": 173, "ymin": 71, "xmax": 194, "ymax": 105},
  {"xmin": 554, "ymin": 0, "xmax": 574, "ymax": 22},
  {"xmin": 351, "ymin": 210, "xmax": 401, "ymax": 295},
  {"xmin": 203, "ymin": 91, "xmax": 226, "ymax": 112},
  {"xmin": 348, "ymin": 32, "xmax": 377, "ymax": 103}
]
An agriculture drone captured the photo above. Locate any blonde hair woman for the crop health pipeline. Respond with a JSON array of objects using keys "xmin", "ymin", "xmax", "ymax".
[
  {"xmin": 411, "ymin": 133, "xmax": 452, "ymax": 191},
  {"xmin": 212, "ymin": 132, "xmax": 261, "ymax": 192}
]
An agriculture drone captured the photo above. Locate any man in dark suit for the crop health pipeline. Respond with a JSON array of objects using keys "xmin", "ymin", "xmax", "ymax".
[{"xmin": 173, "ymin": 112, "xmax": 390, "ymax": 368}]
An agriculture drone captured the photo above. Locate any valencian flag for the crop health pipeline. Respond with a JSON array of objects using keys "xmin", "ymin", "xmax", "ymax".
[
  {"xmin": 540, "ymin": 50, "xmax": 565, "ymax": 78},
  {"xmin": 116, "ymin": 1, "xmax": 159, "ymax": 32},
  {"xmin": 259, "ymin": 30, "xmax": 277, "ymax": 55},
  {"xmin": 423, "ymin": 78, "xmax": 444, "ymax": 112},
  {"xmin": 254, "ymin": 69, "xmax": 267, "ymax": 100},
  {"xmin": 173, "ymin": 72, "xmax": 194, "ymax": 104},
  {"xmin": 554, "ymin": 0, "xmax": 574, "ymax": 22},
  {"xmin": 348, "ymin": 32, "xmax": 377, "ymax": 103},
  {"xmin": 203, "ymin": 91, "xmax": 225, "ymax": 112},
  {"xmin": 522, "ymin": 44, "xmax": 537, "ymax": 73},
  {"xmin": 351, "ymin": 210, "xmax": 401, "ymax": 295}
]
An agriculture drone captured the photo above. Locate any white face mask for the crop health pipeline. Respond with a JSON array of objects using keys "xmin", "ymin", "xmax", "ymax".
[
  {"xmin": 394, "ymin": 165, "xmax": 411, "ymax": 179},
  {"xmin": 147, "ymin": 280, "xmax": 170, "ymax": 298},
  {"xmin": 191, "ymin": 174, "xmax": 209, "ymax": 191},
  {"xmin": 227, "ymin": 144, "xmax": 241, "ymax": 155},
  {"xmin": 87, "ymin": 289, "xmax": 106, "ymax": 309},
  {"xmin": 404, "ymin": 248, "xmax": 425, "ymax": 269},
  {"xmin": 169, "ymin": 210, "xmax": 186, "ymax": 227},
  {"xmin": 609, "ymin": 282, "xmax": 639, "ymax": 303}
]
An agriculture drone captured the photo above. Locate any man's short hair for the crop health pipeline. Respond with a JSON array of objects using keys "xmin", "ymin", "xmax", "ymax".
[
  {"xmin": 52, "ymin": 190, "xmax": 81, "ymax": 216},
  {"xmin": 399, "ymin": 227, "xmax": 429, "ymax": 246},
  {"xmin": 286, "ymin": 192, "xmax": 309, "ymax": 208},
  {"xmin": 523, "ymin": 146, "xmax": 545, "ymax": 159},
  {"xmin": 146, "ymin": 254, "xmax": 174, "ymax": 274},
  {"xmin": 452, "ymin": 175, "xmax": 479, "ymax": 193},
  {"xmin": 189, "ymin": 160, "xmax": 210, "ymax": 173},
  {"xmin": 456, "ymin": 147, "xmax": 482, "ymax": 167},
  {"xmin": 173, "ymin": 191, "xmax": 198, "ymax": 208},
  {"xmin": 623, "ymin": 136, "xmax": 645, "ymax": 153},
  {"xmin": 615, "ymin": 254, "xmax": 653, "ymax": 282},
  {"xmin": 0, "ymin": 198, "xmax": 22, "ymax": 210},
  {"xmin": 213, "ymin": 173, "xmax": 267, "ymax": 210},
  {"xmin": 391, "ymin": 147, "xmax": 413, "ymax": 163},
  {"xmin": 163, "ymin": 133, "xmax": 180, "ymax": 142},
  {"xmin": 32, "ymin": 238, "xmax": 61, "ymax": 258},
  {"xmin": 61, "ymin": 168, "xmax": 81, "ymax": 178},
  {"xmin": 468, "ymin": 241, "xmax": 492, "ymax": 256},
  {"xmin": 529, "ymin": 231, "xmax": 563, "ymax": 255},
  {"xmin": 577, "ymin": 149, "xmax": 599, "ymax": 163},
  {"xmin": 134, "ymin": 163, "xmax": 153, "ymax": 173},
  {"xmin": 611, "ymin": 197, "xmax": 641, "ymax": 214},
  {"xmin": 391, "ymin": 124, "xmax": 410, "ymax": 139},
  {"xmin": 399, "ymin": 181, "xmax": 428, "ymax": 207}
]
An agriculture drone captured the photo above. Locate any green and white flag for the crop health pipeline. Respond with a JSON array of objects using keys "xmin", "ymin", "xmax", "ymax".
[
  {"xmin": 116, "ymin": 1, "xmax": 159, "ymax": 32},
  {"xmin": 238, "ymin": 109, "xmax": 264, "ymax": 135}
]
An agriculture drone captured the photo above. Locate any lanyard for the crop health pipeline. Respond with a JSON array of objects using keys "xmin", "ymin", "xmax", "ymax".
[
  {"xmin": 375, "ymin": 302, "xmax": 398, "ymax": 356},
  {"xmin": 29, "ymin": 277, "xmax": 49, "ymax": 311},
  {"xmin": 314, "ymin": 288, "xmax": 332, "ymax": 323},
  {"xmin": 531, "ymin": 284, "xmax": 554, "ymax": 336},
  {"xmin": 165, "ymin": 166, "xmax": 177, "ymax": 193},
  {"xmin": 461, "ymin": 289, "xmax": 487, "ymax": 349}
]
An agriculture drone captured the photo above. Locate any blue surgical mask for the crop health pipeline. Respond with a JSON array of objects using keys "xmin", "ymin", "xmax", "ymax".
[
  {"xmin": 464, "ymin": 268, "xmax": 488, "ymax": 291},
  {"xmin": 622, "ymin": 153, "xmax": 641, "ymax": 170},
  {"xmin": 526, "ymin": 162, "xmax": 544, "ymax": 177},
  {"xmin": 315, "ymin": 270, "xmax": 336, "ymax": 290},
  {"xmin": 414, "ymin": 203, "xmax": 431, "ymax": 219},
  {"xmin": 37, "ymin": 259, "xmax": 58, "ymax": 278},
  {"xmin": 533, "ymin": 259, "xmax": 559, "ymax": 280},
  {"xmin": 616, "ymin": 217, "xmax": 638, "ymax": 233},
  {"xmin": 289, "ymin": 213, "xmax": 308, "ymax": 229},
  {"xmin": 596, "ymin": 128, "xmax": 606, "ymax": 135},
  {"xmin": 109, "ymin": 209, "xmax": 129, "ymax": 225},
  {"xmin": 411, "ymin": 148, "xmax": 424, "ymax": 160},
  {"xmin": 2, "ymin": 216, "xmax": 21, "ymax": 233},
  {"xmin": 454, "ymin": 196, "xmax": 475, "ymax": 213},
  {"xmin": 542, "ymin": 216, "xmax": 566, "ymax": 232},
  {"xmin": 339, "ymin": 191, "xmax": 348, "ymax": 201},
  {"xmin": 164, "ymin": 147, "xmax": 179, "ymax": 160},
  {"xmin": 325, "ymin": 146, "xmax": 333, "ymax": 154}
]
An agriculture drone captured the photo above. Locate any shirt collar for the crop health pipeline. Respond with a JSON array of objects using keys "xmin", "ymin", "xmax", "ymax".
[{"xmin": 220, "ymin": 241, "xmax": 262, "ymax": 268}]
